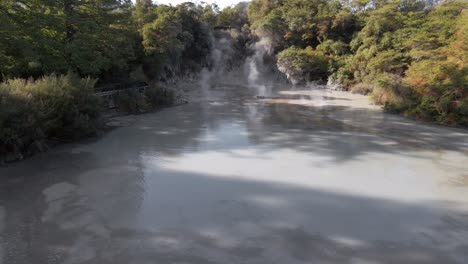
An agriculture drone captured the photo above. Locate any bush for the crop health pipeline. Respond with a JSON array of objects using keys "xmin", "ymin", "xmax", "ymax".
[
  {"xmin": 0, "ymin": 73, "xmax": 102, "ymax": 159},
  {"xmin": 277, "ymin": 46, "xmax": 330, "ymax": 84},
  {"xmin": 145, "ymin": 86, "xmax": 175, "ymax": 108},
  {"xmin": 350, "ymin": 83, "xmax": 374, "ymax": 95},
  {"xmin": 404, "ymin": 58, "xmax": 468, "ymax": 126},
  {"xmin": 117, "ymin": 90, "xmax": 150, "ymax": 114},
  {"xmin": 370, "ymin": 74, "xmax": 413, "ymax": 112},
  {"xmin": 317, "ymin": 40, "xmax": 348, "ymax": 56},
  {"xmin": 116, "ymin": 85, "xmax": 175, "ymax": 114}
]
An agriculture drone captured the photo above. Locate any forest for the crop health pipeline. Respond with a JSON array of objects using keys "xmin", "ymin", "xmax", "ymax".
[
  {"xmin": 249, "ymin": 0, "xmax": 467, "ymax": 126},
  {"xmin": 0, "ymin": 0, "xmax": 467, "ymax": 160}
]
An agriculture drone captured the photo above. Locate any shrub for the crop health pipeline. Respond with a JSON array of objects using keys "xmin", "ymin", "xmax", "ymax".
[
  {"xmin": 277, "ymin": 46, "xmax": 330, "ymax": 84},
  {"xmin": 117, "ymin": 90, "xmax": 150, "ymax": 114},
  {"xmin": 317, "ymin": 40, "xmax": 348, "ymax": 56},
  {"xmin": 0, "ymin": 86, "xmax": 40, "ymax": 154},
  {"xmin": 145, "ymin": 86, "xmax": 175, "ymax": 108},
  {"xmin": 33, "ymin": 74, "xmax": 102, "ymax": 139},
  {"xmin": 0, "ymin": 73, "xmax": 102, "ymax": 159},
  {"xmin": 404, "ymin": 58, "xmax": 468, "ymax": 126},
  {"xmin": 350, "ymin": 83, "xmax": 374, "ymax": 95},
  {"xmin": 370, "ymin": 73, "xmax": 414, "ymax": 113},
  {"xmin": 116, "ymin": 85, "xmax": 175, "ymax": 114}
]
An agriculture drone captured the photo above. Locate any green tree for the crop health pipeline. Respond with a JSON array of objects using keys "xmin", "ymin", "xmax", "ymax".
[
  {"xmin": 0, "ymin": 0, "xmax": 136, "ymax": 82},
  {"xmin": 277, "ymin": 46, "xmax": 330, "ymax": 83}
]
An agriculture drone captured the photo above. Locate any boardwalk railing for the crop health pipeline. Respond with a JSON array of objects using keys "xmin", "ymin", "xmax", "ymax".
[{"xmin": 95, "ymin": 85, "xmax": 149, "ymax": 109}]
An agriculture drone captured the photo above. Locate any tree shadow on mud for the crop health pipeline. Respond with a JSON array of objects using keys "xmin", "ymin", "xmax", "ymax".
[{"xmin": 1, "ymin": 160, "xmax": 468, "ymax": 264}]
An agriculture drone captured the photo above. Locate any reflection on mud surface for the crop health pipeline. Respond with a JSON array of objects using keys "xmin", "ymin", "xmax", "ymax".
[{"xmin": 1, "ymin": 85, "xmax": 468, "ymax": 264}]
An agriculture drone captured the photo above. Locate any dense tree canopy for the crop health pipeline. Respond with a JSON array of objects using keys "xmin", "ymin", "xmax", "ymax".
[
  {"xmin": 0, "ymin": 0, "xmax": 223, "ymax": 83},
  {"xmin": 246, "ymin": 0, "xmax": 467, "ymax": 125},
  {"xmin": 0, "ymin": 0, "xmax": 137, "ymax": 82}
]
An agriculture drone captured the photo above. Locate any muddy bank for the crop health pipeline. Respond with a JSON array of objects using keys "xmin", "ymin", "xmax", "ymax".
[{"xmin": 0, "ymin": 93, "xmax": 187, "ymax": 166}]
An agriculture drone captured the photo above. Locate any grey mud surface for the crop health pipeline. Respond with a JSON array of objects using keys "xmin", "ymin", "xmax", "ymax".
[{"xmin": 1, "ymin": 85, "xmax": 468, "ymax": 264}]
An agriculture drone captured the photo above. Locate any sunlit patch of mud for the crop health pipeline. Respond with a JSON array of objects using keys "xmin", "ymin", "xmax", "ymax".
[
  {"xmin": 444, "ymin": 175, "xmax": 468, "ymax": 187},
  {"xmin": 262, "ymin": 89, "xmax": 381, "ymax": 111},
  {"xmin": 264, "ymin": 98, "xmax": 320, "ymax": 107}
]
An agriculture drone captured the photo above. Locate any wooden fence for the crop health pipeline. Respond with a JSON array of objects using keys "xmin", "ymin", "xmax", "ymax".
[{"xmin": 95, "ymin": 86, "xmax": 149, "ymax": 108}]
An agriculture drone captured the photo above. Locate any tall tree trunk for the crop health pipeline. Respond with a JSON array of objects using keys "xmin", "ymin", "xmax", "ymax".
[{"xmin": 64, "ymin": 0, "xmax": 74, "ymax": 42}]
